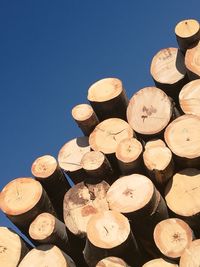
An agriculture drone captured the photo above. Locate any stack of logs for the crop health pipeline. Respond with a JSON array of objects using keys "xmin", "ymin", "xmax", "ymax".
[{"xmin": 1, "ymin": 18, "xmax": 200, "ymax": 267}]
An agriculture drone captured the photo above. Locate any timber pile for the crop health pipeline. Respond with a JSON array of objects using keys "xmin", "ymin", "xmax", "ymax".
[{"xmin": 1, "ymin": 18, "xmax": 200, "ymax": 267}]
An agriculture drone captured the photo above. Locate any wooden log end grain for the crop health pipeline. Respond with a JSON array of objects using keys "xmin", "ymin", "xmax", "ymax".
[
  {"xmin": 0, "ymin": 227, "xmax": 29, "ymax": 267},
  {"xmin": 87, "ymin": 78, "xmax": 128, "ymax": 121},
  {"xmin": 185, "ymin": 41, "xmax": 200, "ymax": 80},
  {"xmin": 153, "ymin": 218, "xmax": 193, "ymax": 260},
  {"xmin": 71, "ymin": 104, "xmax": 99, "ymax": 136},
  {"xmin": 179, "ymin": 239, "xmax": 200, "ymax": 267},
  {"xmin": 58, "ymin": 136, "xmax": 90, "ymax": 184},
  {"xmin": 18, "ymin": 245, "xmax": 76, "ymax": 267},
  {"xmin": 165, "ymin": 168, "xmax": 200, "ymax": 229},
  {"xmin": 164, "ymin": 114, "xmax": 200, "ymax": 167},
  {"xmin": 142, "ymin": 258, "xmax": 179, "ymax": 267},
  {"xmin": 150, "ymin": 47, "xmax": 188, "ymax": 101},
  {"xmin": 127, "ymin": 87, "xmax": 173, "ymax": 137},
  {"xmin": 81, "ymin": 151, "xmax": 114, "ymax": 184},
  {"xmin": 63, "ymin": 181, "xmax": 110, "ymax": 237},
  {"xmin": 31, "ymin": 155, "xmax": 58, "ymax": 179},
  {"xmin": 116, "ymin": 137, "xmax": 143, "ymax": 175},
  {"xmin": 175, "ymin": 19, "xmax": 200, "ymax": 53},
  {"xmin": 96, "ymin": 257, "xmax": 130, "ymax": 267},
  {"xmin": 179, "ymin": 79, "xmax": 200, "ymax": 116}
]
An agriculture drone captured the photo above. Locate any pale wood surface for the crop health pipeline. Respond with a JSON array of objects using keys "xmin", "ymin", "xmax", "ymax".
[
  {"xmin": 185, "ymin": 41, "xmax": 200, "ymax": 78},
  {"xmin": 142, "ymin": 258, "xmax": 178, "ymax": 267},
  {"xmin": 179, "ymin": 239, "xmax": 200, "ymax": 267},
  {"xmin": 96, "ymin": 257, "xmax": 129, "ymax": 267}
]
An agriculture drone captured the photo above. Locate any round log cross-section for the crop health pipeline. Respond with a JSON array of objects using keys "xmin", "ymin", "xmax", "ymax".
[
  {"xmin": 185, "ymin": 41, "xmax": 200, "ymax": 79},
  {"xmin": 87, "ymin": 78, "xmax": 128, "ymax": 121},
  {"xmin": 58, "ymin": 137, "xmax": 91, "ymax": 184},
  {"xmin": 153, "ymin": 218, "xmax": 193, "ymax": 260},
  {"xmin": 0, "ymin": 227, "xmax": 29, "ymax": 267},
  {"xmin": 179, "ymin": 79, "xmax": 200, "ymax": 116},
  {"xmin": 179, "ymin": 239, "xmax": 200, "ymax": 267},
  {"xmin": 175, "ymin": 19, "xmax": 200, "ymax": 53},
  {"xmin": 72, "ymin": 104, "xmax": 99, "ymax": 136},
  {"xmin": 127, "ymin": 87, "xmax": 173, "ymax": 138},
  {"xmin": 164, "ymin": 115, "xmax": 200, "ymax": 168},
  {"xmin": 142, "ymin": 258, "xmax": 178, "ymax": 267},
  {"xmin": 18, "ymin": 245, "xmax": 76, "ymax": 267},
  {"xmin": 96, "ymin": 257, "xmax": 130, "ymax": 267}
]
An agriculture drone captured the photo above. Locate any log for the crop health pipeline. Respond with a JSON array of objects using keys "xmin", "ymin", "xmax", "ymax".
[
  {"xmin": 0, "ymin": 227, "xmax": 29, "ymax": 267},
  {"xmin": 127, "ymin": 87, "xmax": 173, "ymax": 139},
  {"xmin": 150, "ymin": 48, "xmax": 188, "ymax": 102},
  {"xmin": 96, "ymin": 257, "xmax": 130, "ymax": 267},
  {"xmin": 185, "ymin": 41, "xmax": 200, "ymax": 80},
  {"xmin": 179, "ymin": 79, "xmax": 200, "ymax": 116},
  {"xmin": 153, "ymin": 218, "xmax": 193, "ymax": 260},
  {"xmin": 58, "ymin": 137, "xmax": 91, "ymax": 184},
  {"xmin": 179, "ymin": 239, "xmax": 200, "ymax": 267},
  {"xmin": 83, "ymin": 210, "xmax": 141, "ymax": 267},
  {"xmin": 164, "ymin": 115, "xmax": 200, "ymax": 168},
  {"xmin": 72, "ymin": 104, "xmax": 99, "ymax": 136},
  {"xmin": 175, "ymin": 19, "xmax": 200, "ymax": 53},
  {"xmin": 63, "ymin": 181, "xmax": 110, "ymax": 237},
  {"xmin": 0, "ymin": 177, "xmax": 55, "ymax": 234},
  {"xmin": 87, "ymin": 78, "xmax": 129, "ymax": 121},
  {"xmin": 31, "ymin": 155, "xmax": 70, "ymax": 220},
  {"xmin": 29, "ymin": 212, "xmax": 70, "ymax": 253},
  {"xmin": 143, "ymin": 139, "xmax": 174, "ymax": 187},
  {"xmin": 81, "ymin": 151, "xmax": 114, "ymax": 184},
  {"xmin": 142, "ymin": 258, "xmax": 178, "ymax": 267},
  {"xmin": 165, "ymin": 168, "xmax": 200, "ymax": 233},
  {"xmin": 115, "ymin": 137, "xmax": 143, "ymax": 175},
  {"xmin": 18, "ymin": 244, "xmax": 76, "ymax": 267}
]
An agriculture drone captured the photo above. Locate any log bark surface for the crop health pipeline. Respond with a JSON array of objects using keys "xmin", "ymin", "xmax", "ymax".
[{"xmin": 179, "ymin": 239, "xmax": 200, "ymax": 267}]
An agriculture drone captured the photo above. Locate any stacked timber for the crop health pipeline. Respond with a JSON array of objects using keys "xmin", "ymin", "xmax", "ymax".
[{"xmin": 1, "ymin": 17, "xmax": 200, "ymax": 267}]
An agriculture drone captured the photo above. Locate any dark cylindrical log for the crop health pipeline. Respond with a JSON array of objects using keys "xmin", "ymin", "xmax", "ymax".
[
  {"xmin": 0, "ymin": 177, "xmax": 56, "ymax": 234},
  {"xmin": 72, "ymin": 104, "xmax": 99, "ymax": 136},
  {"xmin": 87, "ymin": 78, "xmax": 129, "ymax": 121},
  {"xmin": 150, "ymin": 47, "xmax": 188, "ymax": 103},
  {"xmin": 81, "ymin": 151, "xmax": 114, "ymax": 184},
  {"xmin": 164, "ymin": 115, "xmax": 200, "ymax": 168},
  {"xmin": 63, "ymin": 181, "xmax": 110, "ymax": 238},
  {"xmin": 31, "ymin": 155, "xmax": 70, "ymax": 221},
  {"xmin": 29, "ymin": 212, "xmax": 70, "ymax": 253},
  {"xmin": 96, "ymin": 257, "xmax": 130, "ymax": 267},
  {"xmin": 58, "ymin": 137, "xmax": 91, "ymax": 184},
  {"xmin": 175, "ymin": 19, "xmax": 200, "ymax": 54},
  {"xmin": 142, "ymin": 258, "xmax": 178, "ymax": 267},
  {"xmin": 153, "ymin": 218, "xmax": 194, "ymax": 261},
  {"xmin": 18, "ymin": 244, "xmax": 76, "ymax": 267},
  {"xmin": 116, "ymin": 137, "xmax": 143, "ymax": 175},
  {"xmin": 179, "ymin": 239, "xmax": 200, "ymax": 267},
  {"xmin": 127, "ymin": 87, "xmax": 173, "ymax": 140},
  {"xmin": 0, "ymin": 227, "xmax": 30, "ymax": 267},
  {"xmin": 185, "ymin": 41, "xmax": 200, "ymax": 80},
  {"xmin": 179, "ymin": 79, "xmax": 200, "ymax": 116},
  {"xmin": 83, "ymin": 210, "xmax": 141, "ymax": 267}
]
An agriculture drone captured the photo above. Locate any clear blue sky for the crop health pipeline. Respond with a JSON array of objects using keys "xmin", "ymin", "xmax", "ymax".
[{"xmin": 0, "ymin": 0, "xmax": 199, "ymax": 235}]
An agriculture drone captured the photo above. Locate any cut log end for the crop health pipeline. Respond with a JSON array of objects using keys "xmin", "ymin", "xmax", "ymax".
[
  {"xmin": 87, "ymin": 210, "xmax": 130, "ymax": 249},
  {"xmin": 72, "ymin": 104, "xmax": 94, "ymax": 121},
  {"xmin": 179, "ymin": 239, "xmax": 200, "ymax": 267},
  {"xmin": 29, "ymin": 212, "xmax": 55, "ymax": 240},
  {"xmin": 96, "ymin": 256, "xmax": 129, "ymax": 267},
  {"xmin": 81, "ymin": 151, "xmax": 105, "ymax": 171},
  {"xmin": 89, "ymin": 118, "xmax": 133, "ymax": 154},
  {"xmin": 185, "ymin": 41, "xmax": 200, "ymax": 78},
  {"xmin": 88, "ymin": 78, "xmax": 123, "ymax": 102},
  {"xmin": 0, "ymin": 177, "xmax": 42, "ymax": 216},
  {"xmin": 175, "ymin": 19, "xmax": 200, "ymax": 38},
  {"xmin": 31, "ymin": 155, "xmax": 57, "ymax": 178},
  {"xmin": 127, "ymin": 87, "xmax": 172, "ymax": 135},
  {"xmin": 154, "ymin": 218, "xmax": 193, "ymax": 259},
  {"xmin": 142, "ymin": 258, "xmax": 179, "ymax": 267}
]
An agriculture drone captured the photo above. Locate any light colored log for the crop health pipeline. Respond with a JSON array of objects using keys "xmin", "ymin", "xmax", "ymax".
[
  {"xmin": 29, "ymin": 212, "xmax": 70, "ymax": 253},
  {"xmin": 142, "ymin": 258, "xmax": 178, "ymax": 267},
  {"xmin": 87, "ymin": 78, "xmax": 128, "ymax": 121},
  {"xmin": 165, "ymin": 168, "xmax": 200, "ymax": 230},
  {"xmin": 0, "ymin": 227, "xmax": 29, "ymax": 267},
  {"xmin": 0, "ymin": 177, "xmax": 55, "ymax": 233},
  {"xmin": 18, "ymin": 245, "xmax": 76, "ymax": 267},
  {"xmin": 31, "ymin": 155, "xmax": 70, "ymax": 220},
  {"xmin": 81, "ymin": 151, "xmax": 114, "ymax": 184},
  {"xmin": 127, "ymin": 87, "xmax": 173, "ymax": 137},
  {"xmin": 115, "ymin": 137, "xmax": 143, "ymax": 175},
  {"xmin": 96, "ymin": 257, "xmax": 130, "ymax": 267},
  {"xmin": 58, "ymin": 137, "xmax": 90, "ymax": 184},
  {"xmin": 72, "ymin": 104, "xmax": 99, "ymax": 136},
  {"xmin": 63, "ymin": 181, "xmax": 110, "ymax": 237},
  {"xmin": 164, "ymin": 115, "xmax": 200, "ymax": 168},
  {"xmin": 175, "ymin": 19, "xmax": 200, "ymax": 53},
  {"xmin": 179, "ymin": 239, "xmax": 200, "ymax": 267},
  {"xmin": 185, "ymin": 41, "xmax": 200, "ymax": 79},
  {"xmin": 179, "ymin": 79, "xmax": 200, "ymax": 116},
  {"xmin": 153, "ymin": 218, "xmax": 193, "ymax": 260}
]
